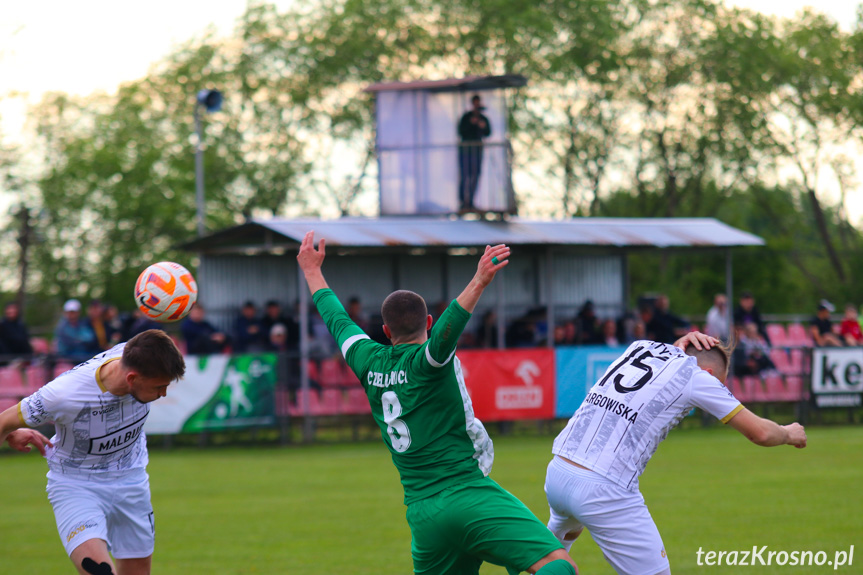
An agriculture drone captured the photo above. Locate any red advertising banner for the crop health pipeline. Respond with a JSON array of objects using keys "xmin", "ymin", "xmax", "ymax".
[{"xmin": 457, "ymin": 349, "xmax": 556, "ymax": 421}]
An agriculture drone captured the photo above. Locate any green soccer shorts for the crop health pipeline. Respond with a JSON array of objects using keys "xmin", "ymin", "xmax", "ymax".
[{"xmin": 405, "ymin": 476, "xmax": 563, "ymax": 575}]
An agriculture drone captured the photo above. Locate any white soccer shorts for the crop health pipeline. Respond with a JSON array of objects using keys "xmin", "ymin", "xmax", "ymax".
[
  {"xmin": 545, "ymin": 456, "xmax": 670, "ymax": 575},
  {"xmin": 47, "ymin": 468, "xmax": 155, "ymax": 559}
]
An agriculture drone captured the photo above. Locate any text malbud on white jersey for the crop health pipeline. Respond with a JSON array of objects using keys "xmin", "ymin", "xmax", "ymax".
[
  {"xmin": 553, "ymin": 340, "xmax": 742, "ymax": 491},
  {"xmin": 19, "ymin": 344, "xmax": 151, "ymax": 478}
]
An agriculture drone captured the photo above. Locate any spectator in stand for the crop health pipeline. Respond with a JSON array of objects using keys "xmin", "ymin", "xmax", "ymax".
[
  {"xmin": 601, "ymin": 319, "xmax": 619, "ymax": 346},
  {"xmin": 85, "ymin": 299, "xmax": 112, "ymax": 353},
  {"xmin": 810, "ymin": 300, "xmax": 843, "ymax": 347},
  {"xmin": 649, "ymin": 294, "xmax": 690, "ymax": 344},
  {"xmin": 102, "ymin": 304, "xmax": 123, "ymax": 347},
  {"xmin": 124, "ymin": 308, "xmax": 161, "ymax": 339},
  {"xmin": 181, "ymin": 304, "xmax": 230, "ymax": 355},
  {"xmin": 234, "ymin": 301, "xmax": 266, "ymax": 353},
  {"xmin": 562, "ymin": 320, "xmax": 578, "ymax": 345},
  {"xmin": 54, "ymin": 299, "xmax": 97, "ymax": 362},
  {"xmin": 0, "ymin": 302, "xmax": 32, "ymax": 358},
  {"xmin": 347, "ymin": 296, "xmax": 370, "ymax": 332},
  {"xmin": 705, "ymin": 293, "xmax": 730, "ymax": 340},
  {"xmin": 262, "ymin": 300, "xmax": 299, "ymax": 352},
  {"xmin": 733, "ymin": 322, "xmax": 776, "ymax": 377},
  {"xmin": 505, "ymin": 309, "xmax": 538, "ymax": 347},
  {"xmin": 476, "ymin": 309, "xmax": 499, "ymax": 348},
  {"xmin": 839, "ymin": 304, "xmax": 863, "ymax": 346},
  {"xmin": 576, "ymin": 300, "xmax": 602, "ymax": 344},
  {"xmin": 552, "ymin": 323, "xmax": 568, "ymax": 347},
  {"xmin": 268, "ymin": 323, "xmax": 290, "ymax": 352},
  {"xmin": 733, "ymin": 291, "xmax": 770, "ymax": 344}
]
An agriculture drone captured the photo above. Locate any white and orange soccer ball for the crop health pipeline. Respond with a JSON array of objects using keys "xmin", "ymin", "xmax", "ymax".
[{"xmin": 134, "ymin": 262, "xmax": 198, "ymax": 322}]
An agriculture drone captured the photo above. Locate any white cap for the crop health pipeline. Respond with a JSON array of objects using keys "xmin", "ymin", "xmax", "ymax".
[{"xmin": 63, "ymin": 299, "xmax": 81, "ymax": 312}]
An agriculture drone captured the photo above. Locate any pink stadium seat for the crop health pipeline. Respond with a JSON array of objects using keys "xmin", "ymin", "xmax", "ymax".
[
  {"xmin": 319, "ymin": 389, "xmax": 343, "ymax": 416},
  {"xmin": 769, "ymin": 349, "xmax": 793, "ymax": 375},
  {"xmin": 765, "ymin": 324, "xmax": 788, "ymax": 346},
  {"xmin": 788, "ymin": 349, "xmax": 805, "ymax": 374},
  {"xmin": 343, "ymin": 388, "xmax": 371, "ymax": 415},
  {"xmin": 25, "ymin": 365, "xmax": 49, "ymax": 393},
  {"xmin": 743, "ymin": 376, "xmax": 769, "ymax": 402},
  {"xmin": 53, "ymin": 362, "xmax": 75, "ymax": 378},
  {"xmin": 319, "ymin": 358, "xmax": 345, "ymax": 388},
  {"xmin": 306, "ymin": 360, "xmax": 320, "ymax": 383},
  {"xmin": 785, "ymin": 376, "xmax": 807, "ymax": 401},
  {"xmin": 764, "ymin": 374, "xmax": 793, "ymax": 402},
  {"xmin": 0, "ymin": 367, "xmax": 26, "ymax": 397},
  {"xmin": 786, "ymin": 323, "xmax": 814, "ymax": 347},
  {"xmin": 729, "ymin": 377, "xmax": 748, "ymax": 402}
]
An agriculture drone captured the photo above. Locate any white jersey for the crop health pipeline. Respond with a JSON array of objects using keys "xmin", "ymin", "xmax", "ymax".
[
  {"xmin": 18, "ymin": 343, "xmax": 150, "ymax": 479},
  {"xmin": 553, "ymin": 340, "xmax": 742, "ymax": 491}
]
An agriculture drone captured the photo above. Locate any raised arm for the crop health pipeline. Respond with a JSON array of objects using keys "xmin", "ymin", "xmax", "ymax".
[
  {"xmin": 727, "ymin": 408, "xmax": 807, "ymax": 448},
  {"xmin": 297, "ymin": 231, "xmax": 330, "ymax": 295},
  {"xmin": 455, "ymin": 244, "xmax": 510, "ymax": 314}
]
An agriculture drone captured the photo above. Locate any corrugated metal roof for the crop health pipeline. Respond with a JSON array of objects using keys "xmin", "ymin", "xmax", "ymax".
[
  {"xmin": 364, "ymin": 74, "xmax": 528, "ymax": 93},
  {"xmin": 182, "ymin": 217, "xmax": 764, "ymax": 252}
]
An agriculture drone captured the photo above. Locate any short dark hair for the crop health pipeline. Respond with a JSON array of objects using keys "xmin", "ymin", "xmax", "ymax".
[
  {"xmin": 685, "ymin": 341, "xmax": 733, "ymax": 380},
  {"xmin": 122, "ymin": 329, "xmax": 186, "ymax": 381},
  {"xmin": 381, "ymin": 290, "xmax": 428, "ymax": 341}
]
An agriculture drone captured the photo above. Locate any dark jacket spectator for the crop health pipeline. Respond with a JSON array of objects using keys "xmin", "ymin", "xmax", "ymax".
[
  {"xmin": 233, "ymin": 301, "xmax": 266, "ymax": 353},
  {"xmin": 181, "ymin": 305, "xmax": 230, "ymax": 355},
  {"xmin": 648, "ymin": 294, "xmax": 690, "ymax": 344},
  {"xmin": 576, "ymin": 301, "xmax": 602, "ymax": 344},
  {"xmin": 0, "ymin": 302, "xmax": 32, "ymax": 356},
  {"xmin": 810, "ymin": 300, "xmax": 842, "ymax": 347},
  {"xmin": 733, "ymin": 291, "xmax": 770, "ymax": 344},
  {"xmin": 262, "ymin": 300, "xmax": 299, "ymax": 351}
]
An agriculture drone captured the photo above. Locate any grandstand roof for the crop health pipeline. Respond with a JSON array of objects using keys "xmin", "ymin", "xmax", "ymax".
[
  {"xmin": 364, "ymin": 74, "xmax": 528, "ymax": 93},
  {"xmin": 181, "ymin": 217, "xmax": 764, "ymax": 254}
]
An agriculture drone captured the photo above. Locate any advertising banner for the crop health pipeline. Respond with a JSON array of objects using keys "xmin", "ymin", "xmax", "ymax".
[
  {"xmin": 811, "ymin": 348, "xmax": 863, "ymax": 408},
  {"xmin": 144, "ymin": 353, "xmax": 278, "ymax": 434},
  {"xmin": 554, "ymin": 346, "xmax": 628, "ymax": 418},
  {"xmin": 457, "ymin": 349, "xmax": 556, "ymax": 421}
]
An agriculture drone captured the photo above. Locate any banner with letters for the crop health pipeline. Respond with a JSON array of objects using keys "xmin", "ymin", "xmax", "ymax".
[
  {"xmin": 144, "ymin": 353, "xmax": 278, "ymax": 434},
  {"xmin": 457, "ymin": 349, "xmax": 556, "ymax": 421},
  {"xmin": 810, "ymin": 348, "xmax": 863, "ymax": 408},
  {"xmin": 554, "ymin": 345, "xmax": 628, "ymax": 418}
]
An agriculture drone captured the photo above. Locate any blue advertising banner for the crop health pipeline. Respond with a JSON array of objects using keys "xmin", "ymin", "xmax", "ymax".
[{"xmin": 554, "ymin": 345, "xmax": 627, "ymax": 418}]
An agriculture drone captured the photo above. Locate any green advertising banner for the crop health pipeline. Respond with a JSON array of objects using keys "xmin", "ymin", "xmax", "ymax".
[{"xmin": 144, "ymin": 353, "xmax": 277, "ymax": 434}]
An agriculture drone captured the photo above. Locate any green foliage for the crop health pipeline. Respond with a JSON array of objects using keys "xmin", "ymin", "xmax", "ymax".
[{"xmin": 4, "ymin": 0, "xmax": 863, "ymax": 315}]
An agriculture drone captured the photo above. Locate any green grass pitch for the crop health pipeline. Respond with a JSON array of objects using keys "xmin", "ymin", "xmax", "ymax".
[{"xmin": 1, "ymin": 425, "xmax": 860, "ymax": 574}]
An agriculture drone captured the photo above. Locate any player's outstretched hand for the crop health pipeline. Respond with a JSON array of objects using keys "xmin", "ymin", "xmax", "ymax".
[
  {"xmin": 673, "ymin": 331, "xmax": 719, "ymax": 352},
  {"xmin": 297, "ymin": 231, "xmax": 326, "ymax": 273},
  {"xmin": 785, "ymin": 423, "xmax": 807, "ymax": 448},
  {"xmin": 476, "ymin": 244, "xmax": 510, "ymax": 287},
  {"xmin": 6, "ymin": 428, "xmax": 53, "ymax": 455}
]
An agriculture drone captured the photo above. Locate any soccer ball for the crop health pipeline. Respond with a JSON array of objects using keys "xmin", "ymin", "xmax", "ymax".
[{"xmin": 134, "ymin": 262, "xmax": 198, "ymax": 322}]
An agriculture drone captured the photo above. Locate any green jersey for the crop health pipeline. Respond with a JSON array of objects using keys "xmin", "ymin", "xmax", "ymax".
[{"xmin": 313, "ymin": 289, "xmax": 494, "ymax": 504}]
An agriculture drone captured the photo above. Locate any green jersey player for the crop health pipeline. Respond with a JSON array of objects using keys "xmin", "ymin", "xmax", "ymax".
[{"xmin": 297, "ymin": 231, "xmax": 577, "ymax": 575}]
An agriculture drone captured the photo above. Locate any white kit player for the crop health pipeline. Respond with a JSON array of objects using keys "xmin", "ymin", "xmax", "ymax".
[
  {"xmin": 0, "ymin": 329, "xmax": 185, "ymax": 575},
  {"xmin": 545, "ymin": 332, "xmax": 807, "ymax": 575}
]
